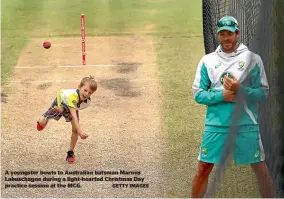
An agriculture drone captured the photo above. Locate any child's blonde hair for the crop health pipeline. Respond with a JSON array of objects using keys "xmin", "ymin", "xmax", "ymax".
[{"xmin": 79, "ymin": 75, "xmax": 97, "ymax": 91}]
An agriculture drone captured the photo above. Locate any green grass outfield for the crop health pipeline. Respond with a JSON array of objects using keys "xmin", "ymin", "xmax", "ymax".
[{"xmin": 2, "ymin": 0, "xmax": 259, "ymax": 197}]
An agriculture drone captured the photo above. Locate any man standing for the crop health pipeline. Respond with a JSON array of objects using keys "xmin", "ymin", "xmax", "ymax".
[{"xmin": 191, "ymin": 16, "xmax": 275, "ymax": 197}]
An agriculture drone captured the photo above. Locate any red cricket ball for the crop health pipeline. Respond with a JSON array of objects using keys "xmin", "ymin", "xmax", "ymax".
[{"xmin": 43, "ymin": 40, "xmax": 51, "ymax": 49}]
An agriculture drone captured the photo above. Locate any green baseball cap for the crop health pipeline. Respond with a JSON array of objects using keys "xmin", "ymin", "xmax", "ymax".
[{"xmin": 217, "ymin": 16, "xmax": 239, "ymax": 33}]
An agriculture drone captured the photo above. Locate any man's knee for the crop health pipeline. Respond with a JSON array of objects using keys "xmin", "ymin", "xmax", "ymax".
[
  {"xmin": 250, "ymin": 161, "xmax": 267, "ymax": 174},
  {"xmin": 195, "ymin": 161, "xmax": 214, "ymax": 177}
]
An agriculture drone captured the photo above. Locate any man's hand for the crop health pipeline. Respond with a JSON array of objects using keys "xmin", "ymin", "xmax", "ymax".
[
  {"xmin": 223, "ymin": 89, "xmax": 236, "ymax": 102},
  {"xmin": 79, "ymin": 132, "xmax": 88, "ymax": 139},
  {"xmin": 224, "ymin": 75, "xmax": 240, "ymax": 91}
]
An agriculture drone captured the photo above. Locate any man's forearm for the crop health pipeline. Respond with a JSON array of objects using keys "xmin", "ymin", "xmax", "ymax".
[
  {"xmin": 238, "ymin": 85, "xmax": 267, "ymax": 103},
  {"xmin": 194, "ymin": 89, "xmax": 224, "ymax": 105}
]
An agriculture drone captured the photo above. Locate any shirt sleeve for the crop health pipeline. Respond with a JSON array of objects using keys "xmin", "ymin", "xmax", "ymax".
[
  {"xmin": 192, "ymin": 59, "xmax": 224, "ymax": 105},
  {"xmin": 77, "ymin": 98, "xmax": 91, "ymax": 110},
  {"xmin": 56, "ymin": 91, "xmax": 63, "ymax": 108},
  {"xmin": 66, "ymin": 93, "xmax": 79, "ymax": 108},
  {"xmin": 238, "ymin": 56, "xmax": 269, "ymax": 103}
]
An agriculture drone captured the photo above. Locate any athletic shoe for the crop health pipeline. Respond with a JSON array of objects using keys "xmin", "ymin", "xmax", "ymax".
[
  {"xmin": 66, "ymin": 151, "xmax": 76, "ymax": 163},
  {"xmin": 36, "ymin": 121, "xmax": 45, "ymax": 131}
]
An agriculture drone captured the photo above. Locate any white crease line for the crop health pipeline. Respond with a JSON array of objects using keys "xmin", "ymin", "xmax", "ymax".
[
  {"xmin": 15, "ymin": 64, "xmax": 118, "ymax": 69},
  {"xmin": 8, "ymin": 80, "xmax": 68, "ymax": 83},
  {"xmin": 6, "ymin": 78, "xmax": 158, "ymax": 84}
]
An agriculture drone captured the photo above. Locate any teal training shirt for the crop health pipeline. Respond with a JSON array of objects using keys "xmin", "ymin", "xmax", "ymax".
[{"xmin": 192, "ymin": 43, "xmax": 269, "ymax": 133}]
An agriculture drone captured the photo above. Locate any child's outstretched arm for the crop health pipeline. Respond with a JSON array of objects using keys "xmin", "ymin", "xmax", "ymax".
[{"xmin": 69, "ymin": 107, "xmax": 88, "ymax": 139}]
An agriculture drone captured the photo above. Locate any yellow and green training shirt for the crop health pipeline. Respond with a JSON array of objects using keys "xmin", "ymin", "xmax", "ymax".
[{"xmin": 56, "ymin": 89, "xmax": 91, "ymax": 110}]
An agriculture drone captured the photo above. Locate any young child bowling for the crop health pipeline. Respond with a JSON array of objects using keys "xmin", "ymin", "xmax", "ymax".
[{"xmin": 36, "ymin": 76, "xmax": 97, "ymax": 163}]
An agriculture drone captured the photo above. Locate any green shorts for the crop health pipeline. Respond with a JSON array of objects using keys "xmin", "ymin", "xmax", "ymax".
[{"xmin": 198, "ymin": 131, "xmax": 265, "ymax": 165}]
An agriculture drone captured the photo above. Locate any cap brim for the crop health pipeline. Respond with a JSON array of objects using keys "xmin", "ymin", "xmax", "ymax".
[{"xmin": 217, "ymin": 26, "xmax": 237, "ymax": 33}]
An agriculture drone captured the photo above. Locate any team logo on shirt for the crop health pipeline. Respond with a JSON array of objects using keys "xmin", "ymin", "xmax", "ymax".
[
  {"xmin": 72, "ymin": 100, "xmax": 77, "ymax": 106},
  {"xmin": 238, "ymin": 61, "xmax": 245, "ymax": 71},
  {"xmin": 220, "ymin": 72, "xmax": 233, "ymax": 84},
  {"xmin": 215, "ymin": 62, "xmax": 221, "ymax": 69}
]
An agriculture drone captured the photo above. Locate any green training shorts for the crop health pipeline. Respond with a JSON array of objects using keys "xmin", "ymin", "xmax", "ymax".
[{"xmin": 198, "ymin": 131, "xmax": 265, "ymax": 165}]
